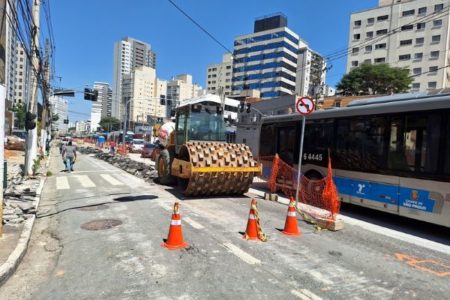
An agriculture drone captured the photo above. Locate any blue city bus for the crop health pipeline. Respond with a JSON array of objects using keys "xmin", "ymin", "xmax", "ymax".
[{"xmin": 237, "ymin": 91, "xmax": 450, "ymax": 227}]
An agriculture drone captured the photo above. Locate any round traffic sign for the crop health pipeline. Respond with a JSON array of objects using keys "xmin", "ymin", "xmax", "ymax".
[{"xmin": 296, "ymin": 96, "xmax": 315, "ymax": 116}]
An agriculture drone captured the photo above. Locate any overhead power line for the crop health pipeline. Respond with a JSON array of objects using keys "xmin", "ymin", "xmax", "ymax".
[{"xmin": 166, "ymin": 0, "xmax": 232, "ymax": 54}]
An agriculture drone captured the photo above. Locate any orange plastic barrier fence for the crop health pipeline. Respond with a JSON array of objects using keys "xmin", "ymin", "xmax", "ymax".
[{"xmin": 256, "ymin": 154, "xmax": 340, "ymax": 221}]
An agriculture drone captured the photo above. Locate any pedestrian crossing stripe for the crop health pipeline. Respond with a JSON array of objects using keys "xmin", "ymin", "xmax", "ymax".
[{"xmin": 56, "ymin": 174, "xmax": 124, "ymax": 190}]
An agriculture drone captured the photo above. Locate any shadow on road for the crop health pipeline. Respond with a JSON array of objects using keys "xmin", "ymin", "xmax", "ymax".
[
  {"xmin": 114, "ymin": 195, "xmax": 158, "ymax": 202},
  {"xmin": 36, "ymin": 194, "xmax": 159, "ymax": 219}
]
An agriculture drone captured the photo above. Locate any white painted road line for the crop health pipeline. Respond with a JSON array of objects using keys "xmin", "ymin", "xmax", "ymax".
[
  {"xmin": 56, "ymin": 177, "xmax": 70, "ymax": 190},
  {"xmin": 307, "ymin": 269, "xmax": 334, "ymax": 285},
  {"xmin": 100, "ymin": 174, "xmax": 124, "ymax": 186},
  {"xmin": 74, "ymin": 175, "xmax": 96, "ymax": 188},
  {"xmin": 184, "ymin": 217, "xmax": 205, "ymax": 229},
  {"xmin": 222, "ymin": 243, "xmax": 261, "ymax": 265},
  {"xmin": 339, "ymin": 215, "xmax": 450, "ymax": 256},
  {"xmin": 291, "ymin": 289, "xmax": 322, "ymax": 300}
]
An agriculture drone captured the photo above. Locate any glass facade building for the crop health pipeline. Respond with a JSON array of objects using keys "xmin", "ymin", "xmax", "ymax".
[{"xmin": 232, "ymin": 14, "xmax": 300, "ymax": 99}]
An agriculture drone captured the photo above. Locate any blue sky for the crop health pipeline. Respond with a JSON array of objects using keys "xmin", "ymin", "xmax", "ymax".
[{"xmin": 51, "ymin": 0, "xmax": 378, "ymax": 122}]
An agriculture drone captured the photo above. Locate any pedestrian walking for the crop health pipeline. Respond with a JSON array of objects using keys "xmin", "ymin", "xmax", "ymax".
[
  {"xmin": 109, "ymin": 140, "xmax": 116, "ymax": 155},
  {"xmin": 62, "ymin": 140, "xmax": 77, "ymax": 173}
]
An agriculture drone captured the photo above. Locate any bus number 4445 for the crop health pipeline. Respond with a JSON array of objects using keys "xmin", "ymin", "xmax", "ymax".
[{"xmin": 304, "ymin": 153, "xmax": 323, "ymax": 161}]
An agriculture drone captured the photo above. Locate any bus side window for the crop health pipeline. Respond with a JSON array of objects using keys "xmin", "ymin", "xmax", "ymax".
[{"xmin": 388, "ymin": 113, "xmax": 440, "ymax": 174}]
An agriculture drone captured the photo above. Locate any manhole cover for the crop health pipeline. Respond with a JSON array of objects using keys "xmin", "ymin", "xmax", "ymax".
[
  {"xmin": 80, "ymin": 219, "xmax": 122, "ymax": 231},
  {"xmin": 78, "ymin": 204, "xmax": 109, "ymax": 211}
]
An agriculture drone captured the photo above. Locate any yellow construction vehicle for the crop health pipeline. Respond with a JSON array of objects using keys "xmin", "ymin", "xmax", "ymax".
[{"xmin": 156, "ymin": 95, "xmax": 262, "ymax": 196}]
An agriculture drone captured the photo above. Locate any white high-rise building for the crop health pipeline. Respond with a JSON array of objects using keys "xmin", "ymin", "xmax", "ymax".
[
  {"xmin": 232, "ymin": 14, "xmax": 299, "ymax": 99},
  {"xmin": 112, "ymin": 37, "xmax": 156, "ymax": 119},
  {"xmin": 347, "ymin": 0, "xmax": 450, "ymax": 92},
  {"xmin": 206, "ymin": 53, "xmax": 233, "ymax": 96},
  {"xmin": 122, "ymin": 66, "xmax": 167, "ymax": 123},
  {"xmin": 167, "ymin": 74, "xmax": 202, "ymax": 116},
  {"xmin": 13, "ymin": 42, "xmax": 31, "ymax": 105},
  {"xmin": 49, "ymin": 95, "xmax": 68, "ymax": 133},
  {"xmin": 296, "ymin": 40, "xmax": 327, "ymax": 97},
  {"xmin": 93, "ymin": 82, "xmax": 112, "ymax": 118},
  {"xmin": 4, "ymin": 0, "xmax": 17, "ymax": 104},
  {"xmin": 90, "ymin": 100, "xmax": 102, "ymax": 133}
]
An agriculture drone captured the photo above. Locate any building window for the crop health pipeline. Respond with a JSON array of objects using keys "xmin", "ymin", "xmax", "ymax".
[
  {"xmin": 432, "ymin": 35, "xmax": 441, "ymax": 43},
  {"xmin": 428, "ymin": 81, "xmax": 437, "ymax": 89},
  {"xmin": 365, "ymin": 45, "xmax": 372, "ymax": 52},
  {"xmin": 417, "ymin": 23, "xmax": 426, "ymax": 30},
  {"xmin": 354, "ymin": 20, "xmax": 361, "ymax": 27},
  {"xmin": 374, "ymin": 57, "xmax": 385, "ymax": 63},
  {"xmin": 430, "ymin": 51, "xmax": 440, "ymax": 59},
  {"xmin": 353, "ymin": 34, "xmax": 361, "ymax": 40},
  {"xmin": 352, "ymin": 47, "xmax": 359, "ymax": 54},
  {"xmin": 377, "ymin": 15, "xmax": 389, "ymax": 21},
  {"xmin": 435, "ymin": 4, "xmax": 444, "ymax": 12},
  {"xmin": 376, "ymin": 29, "xmax": 388, "ymax": 36},
  {"xmin": 367, "ymin": 17, "xmax": 374, "ymax": 25},
  {"xmin": 400, "ymin": 39, "xmax": 413, "ymax": 46},
  {"xmin": 375, "ymin": 43, "xmax": 386, "ymax": 49},
  {"xmin": 351, "ymin": 61, "xmax": 359, "ymax": 67},
  {"xmin": 414, "ymin": 53, "xmax": 423, "ymax": 60},
  {"xmin": 402, "ymin": 9, "xmax": 415, "ymax": 17},
  {"xmin": 413, "ymin": 67, "xmax": 422, "ymax": 75},
  {"xmin": 433, "ymin": 19, "xmax": 443, "ymax": 27},
  {"xmin": 429, "ymin": 66, "xmax": 439, "ymax": 73},
  {"xmin": 415, "ymin": 37, "xmax": 424, "ymax": 45},
  {"xmin": 418, "ymin": 7, "xmax": 427, "ymax": 15},
  {"xmin": 399, "ymin": 54, "xmax": 411, "ymax": 61},
  {"xmin": 412, "ymin": 83, "xmax": 420, "ymax": 89},
  {"xmin": 366, "ymin": 31, "xmax": 373, "ymax": 38},
  {"xmin": 401, "ymin": 24, "xmax": 414, "ymax": 31},
  {"xmin": 226, "ymin": 66, "xmax": 231, "ymax": 69}
]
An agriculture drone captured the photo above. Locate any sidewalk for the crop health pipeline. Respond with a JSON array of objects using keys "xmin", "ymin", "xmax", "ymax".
[{"xmin": 0, "ymin": 151, "xmax": 49, "ymax": 286}]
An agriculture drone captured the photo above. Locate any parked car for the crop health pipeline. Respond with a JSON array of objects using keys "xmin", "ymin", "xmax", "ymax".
[
  {"xmin": 129, "ymin": 139, "xmax": 145, "ymax": 153},
  {"xmin": 141, "ymin": 143, "xmax": 156, "ymax": 158}
]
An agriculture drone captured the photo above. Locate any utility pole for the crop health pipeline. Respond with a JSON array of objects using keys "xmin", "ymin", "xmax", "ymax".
[
  {"xmin": 24, "ymin": 0, "xmax": 40, "ymax": 176},
  {"xmin": 40, "ymin": 39, "xmax": 50, "ymax": 155}
]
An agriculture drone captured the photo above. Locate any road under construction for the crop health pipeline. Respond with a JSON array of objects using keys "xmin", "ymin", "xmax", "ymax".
[{"xmin": 0, "ymin": 147, "xmax": 449, "ymax": 299}]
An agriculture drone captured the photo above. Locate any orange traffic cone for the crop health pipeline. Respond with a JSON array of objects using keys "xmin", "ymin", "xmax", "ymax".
[
  {"xmin": 161, "ymin": 202, "xmax": 189, "ymax": 250},
  {"xmin": 282, "ymin": 197, "xmax": 301, "ymax": 236},
  {"xmin": 243, "ymin": 199, "xmax": 267, "ymax": 241}
]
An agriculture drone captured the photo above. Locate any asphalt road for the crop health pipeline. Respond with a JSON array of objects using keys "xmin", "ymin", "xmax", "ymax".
[{"xmin": 0, "ymin": 151, "xmax": 449, "ymax": 300}]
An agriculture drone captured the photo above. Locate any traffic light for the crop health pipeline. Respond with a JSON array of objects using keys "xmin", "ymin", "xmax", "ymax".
[
  {"xmin": 64, "ymin": 119, "xmax": 69, "ymax": 124},
  {"xmin": 25, "ymin": 112, "xmax": 37, "ymax": 130},
  {"xmin": 84, "ymin": 88, "xmax": 98, "ymax": 101}
]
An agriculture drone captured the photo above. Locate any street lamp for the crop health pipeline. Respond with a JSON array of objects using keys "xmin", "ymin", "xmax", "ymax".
[{"xmin": 122, "ymin": 98, "xmax": 131, "ymax": 145}]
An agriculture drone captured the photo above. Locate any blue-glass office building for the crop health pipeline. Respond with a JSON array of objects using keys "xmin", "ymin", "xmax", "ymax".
[{"xmin": 232, "ymin": 14, "xmax": 300, "ymax": 99}]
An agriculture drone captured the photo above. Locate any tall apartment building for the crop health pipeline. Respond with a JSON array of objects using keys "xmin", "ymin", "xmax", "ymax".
[
  {"xmin": 232, "ymin": 14, "xmax": 299, "ymax": 99},
  {"xmin": 4, "ymin": 0, "xmax": 17, "ymax": 104},
  {"xmin": 296, "ymin": 40, "xmax": 327, "ymax": 97},
  {"xmin": 347, "ymin": 0, "xmax": 450, "ymax": 92},
  {"xmin": 206, "ymin": 53, "xmax": 233, "ymax": 96},
  {"xmin": 13, "ymin": 42, "xmax": 31, "ymax": 105},
  {"xmin": 122, "ymin": 66, "xmax": 167, "ymax": 123},
  {"xmin": 49, "ymin": 95, "xmax": 68, "ymax": 133},
  {"xmin": 93, "ymin": 82, "xmax": 112, "ymax": 118},
  {"xmin": 166, "ymin": 74, "xmax": 202, "ymax": 116},
  {"xmin": 112, "ymin": 37, "xmax": 156, "ymax": 119}
]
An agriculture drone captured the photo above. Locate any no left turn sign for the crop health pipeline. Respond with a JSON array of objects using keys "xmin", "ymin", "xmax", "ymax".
[{"xmin": 296, "ymin": 96, "xmax": 315, "ymax": 116}]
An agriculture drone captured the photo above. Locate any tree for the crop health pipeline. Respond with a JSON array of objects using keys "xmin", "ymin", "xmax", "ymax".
[
  {"xmin": 336, "ymin": 63, "xmax": 413, "ymax": 96},
  {"xmin": 99, "ymin": 117, "xmax": 121, "ymax": 132},
  {"xmin": 12, "ymin": 103, "xmax": 27, "ymax": 129}
]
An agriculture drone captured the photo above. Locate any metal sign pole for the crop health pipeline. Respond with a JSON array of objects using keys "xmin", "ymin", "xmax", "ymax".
[{"xmin": 295, "ymin": 115, "xmax": 306, "ymax": 208}]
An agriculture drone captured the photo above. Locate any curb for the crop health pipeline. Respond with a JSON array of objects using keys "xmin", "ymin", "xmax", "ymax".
[{"xmin": 0, "ymin": 174, "xmax": 47, "ymax": 286}]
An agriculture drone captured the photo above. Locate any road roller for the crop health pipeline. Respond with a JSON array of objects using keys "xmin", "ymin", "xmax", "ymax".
[{"xmin": 156, "ymin": 95, "xmax": 262, "ymax": 196}]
